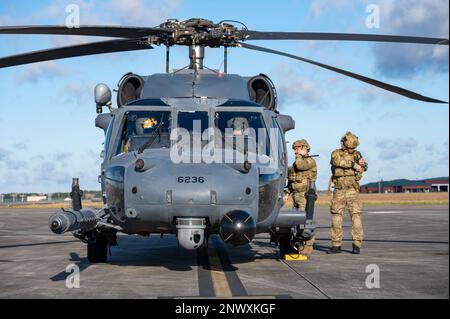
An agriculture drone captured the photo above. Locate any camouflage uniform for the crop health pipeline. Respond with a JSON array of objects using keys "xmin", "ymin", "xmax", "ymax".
[
  {"xmin": 285, "ymin": 140, "xmax": 317, "ymax": 255},
  {"xmin": 329, "ymin": 132, "xmax": 368, "ymax": 248}
]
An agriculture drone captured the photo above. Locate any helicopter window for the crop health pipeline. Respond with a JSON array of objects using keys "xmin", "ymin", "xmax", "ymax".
[
  {"xmin": 104, "ymin": 115, "xmax": 115, "ymax": 156},
  {"xmin": 272, "ymin": 118, "xmax": 286, "ymax": 166},
  {"xmin": 215, "ymin": 111, "xmax": 270, "ymax": 155},
  {"xmin": 177, "ymin": 111, "xmax": 209, "ymax": 133},
  {"xmin": 115, "ymin": 111, "xmax": 171, "ymax": 155}
]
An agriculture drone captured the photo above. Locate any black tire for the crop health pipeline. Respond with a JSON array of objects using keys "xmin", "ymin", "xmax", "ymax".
[
  {"xmin": 87, "ymin": 235, "xmax": 108, "ymax": 263},
  {"xmin": 278, "ymin": 235, "xmax": 296, "ymax": 258}
]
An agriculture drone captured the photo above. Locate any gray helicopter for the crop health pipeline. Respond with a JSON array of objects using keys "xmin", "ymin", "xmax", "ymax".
[{"xmin": 0, "ymin": 18, "xmax": 448, "ymax": 262}]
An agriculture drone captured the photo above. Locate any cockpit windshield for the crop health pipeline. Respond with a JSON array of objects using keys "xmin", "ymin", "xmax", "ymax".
[
  {"xmin": 114, "ymin": 109, "xmax": 273, "ymax": 159},
  {"xmin": 178, "ymin": 111, "xmax": 209, "ymax": 132},
  {"xmin": 116, "ymin": 111, "xmax": 171, "ymax": 155}
]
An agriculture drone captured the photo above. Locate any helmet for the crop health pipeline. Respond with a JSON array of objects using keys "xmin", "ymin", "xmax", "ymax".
[
  {"xmin": 292, "ymin": 139, "xmax": 311, "ymax": 151},
  {"xmin": 341, "ymin": 131, "xmax": 360, "ymax": 149},
  {"xmin": 227, "ymin": 117, "xmax": 249, "ymax": 131}
]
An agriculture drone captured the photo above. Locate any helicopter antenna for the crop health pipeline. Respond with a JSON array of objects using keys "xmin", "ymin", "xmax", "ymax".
[{"xmin": 224, "ymin": 46, "xmax": 228, "ymax": 74}]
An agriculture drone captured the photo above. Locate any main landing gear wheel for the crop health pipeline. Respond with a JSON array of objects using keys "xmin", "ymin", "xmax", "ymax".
[
  {"xmin": 278, "ymin": 235, "xmax": 300, "ymax": 258},
  {"xmin": 87, "ymin": 233, "xmax": 108, "ymax": 263}
]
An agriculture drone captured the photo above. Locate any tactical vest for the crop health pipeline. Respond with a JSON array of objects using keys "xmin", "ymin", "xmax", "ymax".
[
  {"xmin": 331, "ymin": 149, "xmax": 367, "ymax": 190},
  {"xmin": 288, "ymin": 157, "xmax": 317, "ymax": 193}
]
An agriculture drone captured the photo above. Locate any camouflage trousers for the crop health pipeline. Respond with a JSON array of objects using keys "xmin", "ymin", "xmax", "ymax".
[
  {"xmin": 292, "ymin": 191, "xmax": 315, "ymax": 254},
  {"xmin": 330, "ymin": 188, "xmax": 364, "ymax": 248}
]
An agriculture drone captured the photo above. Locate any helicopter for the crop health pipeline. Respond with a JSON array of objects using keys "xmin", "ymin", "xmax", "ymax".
[{"xmin": 0, "ymin": 18, "xmax": 448, "ymax": 262}]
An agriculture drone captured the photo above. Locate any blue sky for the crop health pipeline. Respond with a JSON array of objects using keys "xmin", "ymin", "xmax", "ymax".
[{"xmin": 0, "ymin": 0, "xmax": 448, "ymax": 192}]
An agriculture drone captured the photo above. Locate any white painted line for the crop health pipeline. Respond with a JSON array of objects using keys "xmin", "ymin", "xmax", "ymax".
[{"xmin": 367, "ymin": 211, "xmax": 404, "ymax": 214}]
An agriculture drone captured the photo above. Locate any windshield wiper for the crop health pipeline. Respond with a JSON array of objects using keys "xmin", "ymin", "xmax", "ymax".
[{"xmin": 137, "ymin": 116, "xmax": 164, "ymax": 154}]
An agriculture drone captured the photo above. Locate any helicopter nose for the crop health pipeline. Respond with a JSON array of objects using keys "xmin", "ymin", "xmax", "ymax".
[{"xmin": 219, "ymin": 210, "xmax": 256, "ymax": 246}]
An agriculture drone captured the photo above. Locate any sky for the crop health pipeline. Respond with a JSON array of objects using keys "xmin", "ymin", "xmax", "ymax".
[{"xmin": 0, "ymin": 0, "xmax": 448, "ymax": 193}]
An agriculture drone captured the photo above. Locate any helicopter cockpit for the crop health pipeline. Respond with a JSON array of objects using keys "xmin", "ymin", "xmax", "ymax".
[
  {"xmin": 118, "ymin": 110, "xmax": 171, "ymax": 154},
  {"xmin": 114, "ymin": 106, "xmax": 274, "ymax": 161}
]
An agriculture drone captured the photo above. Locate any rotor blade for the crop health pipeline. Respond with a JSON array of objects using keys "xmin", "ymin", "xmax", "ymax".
[
  {"xmin": 0, "ymin": 25, "xmax": 171, "ymax": 38},
  {"xmin": 0, "ymin": 38, "xmax": 153, "ymax": 68},
  {"xmin": 239, "ymin": 42, "xmax": 448, "ymax": 104},
  {"xmin": 245, "ymin": 31, "xmax": 449, "ymax": 45}
]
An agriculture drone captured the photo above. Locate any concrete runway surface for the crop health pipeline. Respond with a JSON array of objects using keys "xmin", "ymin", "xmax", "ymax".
[{"xmin": 0, "ymin": 205, "xmax": 448, "ymax": 299}]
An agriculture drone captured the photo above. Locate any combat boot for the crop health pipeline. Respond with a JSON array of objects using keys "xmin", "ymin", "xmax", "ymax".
[
  {"xmin": 352, "ymin": 243, "xmax": 360, "ymax": 254},
  {"xmin": 300, "ymin": 245, "xmax": 313, "ymax": 257},
  {"xmin": 326, "ymin": 246, "xmax": 341, "ymax": 254}
]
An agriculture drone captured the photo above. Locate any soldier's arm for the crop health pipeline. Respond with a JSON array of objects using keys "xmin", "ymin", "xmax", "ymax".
[
  {"xmin": 331, "ymin": 150, "xmax": 355, "ymax": 169},
  {"xmin": 284, "ymin": 183, "xmax": 292, "ymax": 194},
  {"xmin": 356, "ymin": 151, "xmax": 368, "ymax": 172},
  {"xmin": 362, "ymin": 160, "xmax": 368, "ymax": 172},
  {"xmin": 294, "ymin": 156, "xmax": 316, "ymax": 171}
]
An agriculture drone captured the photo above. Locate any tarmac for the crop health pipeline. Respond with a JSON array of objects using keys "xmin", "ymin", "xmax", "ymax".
[{"xmin": 0, "ymin": 205, "xmax": 448, "ymax": 299}]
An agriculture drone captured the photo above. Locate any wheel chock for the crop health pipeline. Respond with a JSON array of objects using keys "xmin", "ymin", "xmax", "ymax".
[{"xmin": 283, "ymin": 254, "xmax": 308, "ymax": 261}]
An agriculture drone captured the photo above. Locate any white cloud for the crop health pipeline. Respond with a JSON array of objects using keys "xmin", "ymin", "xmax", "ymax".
[
  {"xmin": 0, "ymin": 147, "xmax": 10, "ymax": 162},
  {"xmin": 0, "ymin": 15, "xmax": 14, "ymax": 25},
  {"xmin": 309, "ymin": 0, "xmax": 356, "ymax": 18},
  {"xmin": 0, "ymin": 150, "xmax": 101, "ymax": 192},
  {"xmin": 376, "ymin": 137, "xmax": 418, "ymax": 160},
  {"xmin": 373, "ymin": 0, "xmax": 449, "ymax": 78},
  {"xmin": 111, "ymin": 0, "xmax": 181, "ymax": 26},
  {"xmin": 12, "ymin": 142, "xmax": 29, "ymax": 151},
  {"xmin": 310, "ymin": 0, "xmax": 321, "ymax": 18},
  {"xmin": 275, "ymin": 66, "xmax": 323, "ymax": 107},
  {"xmin": 63, "ymin": 83, "xmax": 93, "ymax": 104},
  {"xmin": 33, "ymin": 0, "xmax": 100, "ymax": 24},
  {"xmin": 16, "ymin": 61, "xmax": 70, "ymax": 84}
]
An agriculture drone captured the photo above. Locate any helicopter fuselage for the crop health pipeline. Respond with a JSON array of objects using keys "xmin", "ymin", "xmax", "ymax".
[
  {"xmin": 100, "ymin": 98, "xmax": 288, "ymax": 246},
  {"xmin": 93, "ymin": 69, "xmax": 302, "ymax": 249}
]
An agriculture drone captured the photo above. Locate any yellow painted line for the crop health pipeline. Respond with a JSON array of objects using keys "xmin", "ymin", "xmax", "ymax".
[{"xmin": 208, "ymin": 247, "xmax": 233, "ymax": 298}]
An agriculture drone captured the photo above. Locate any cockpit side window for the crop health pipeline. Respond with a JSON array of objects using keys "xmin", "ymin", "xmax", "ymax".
[
  {"xmin": 114, "ymin": 111, "xmax": 171, "ymax": 156},
  {"xmin": 272, "ymin": 117, "xmax": 286, "ymax": 166},
  {"xmin": 104, "ymin": 115, "xmax": 115, "ymax": 157}
]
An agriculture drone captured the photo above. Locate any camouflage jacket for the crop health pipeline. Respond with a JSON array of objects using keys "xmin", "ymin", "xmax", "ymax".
[
  {"xmin": 330, "ymin": 148, "xmax": 368, "ymax": 190},
  {"xmin": 286, "ymin": 156, "xmax": 317, "ymax": 194}
]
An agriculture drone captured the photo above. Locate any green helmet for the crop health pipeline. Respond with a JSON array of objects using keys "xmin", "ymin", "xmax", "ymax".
[
  {"xmin": 341, "ymin": 131, "xmax": 360, "ymax": 149},
  {"xmin": 292, "ymin": 139, "xmax": 311, "ymax": 151}
]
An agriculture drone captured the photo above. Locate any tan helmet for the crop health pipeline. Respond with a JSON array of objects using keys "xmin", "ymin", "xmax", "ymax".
[
  {"xmin": 341, "ymin": 131, "xmax": 360, "ymax": 149},
  {"xmin": 292, "ymin": 139, "xmax": 311, "ymax": 151}
]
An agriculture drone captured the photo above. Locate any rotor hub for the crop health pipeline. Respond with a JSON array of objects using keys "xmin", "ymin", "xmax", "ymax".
[{"xmin": 157, "ymin": 18, "xmax": 246, "ymax": 47}]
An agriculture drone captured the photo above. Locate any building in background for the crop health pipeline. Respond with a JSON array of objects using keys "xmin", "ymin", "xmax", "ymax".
[
  {"xmin": 26, "ymin": 195, "xmax": 47, "ymax": 202},
  {"xmin": 422, "ymin": 177, "xmax": 449, "ymax": 193},
  {"xmin": 361, "ymin": 177, "xmax": 449, "ymax": 194}
]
